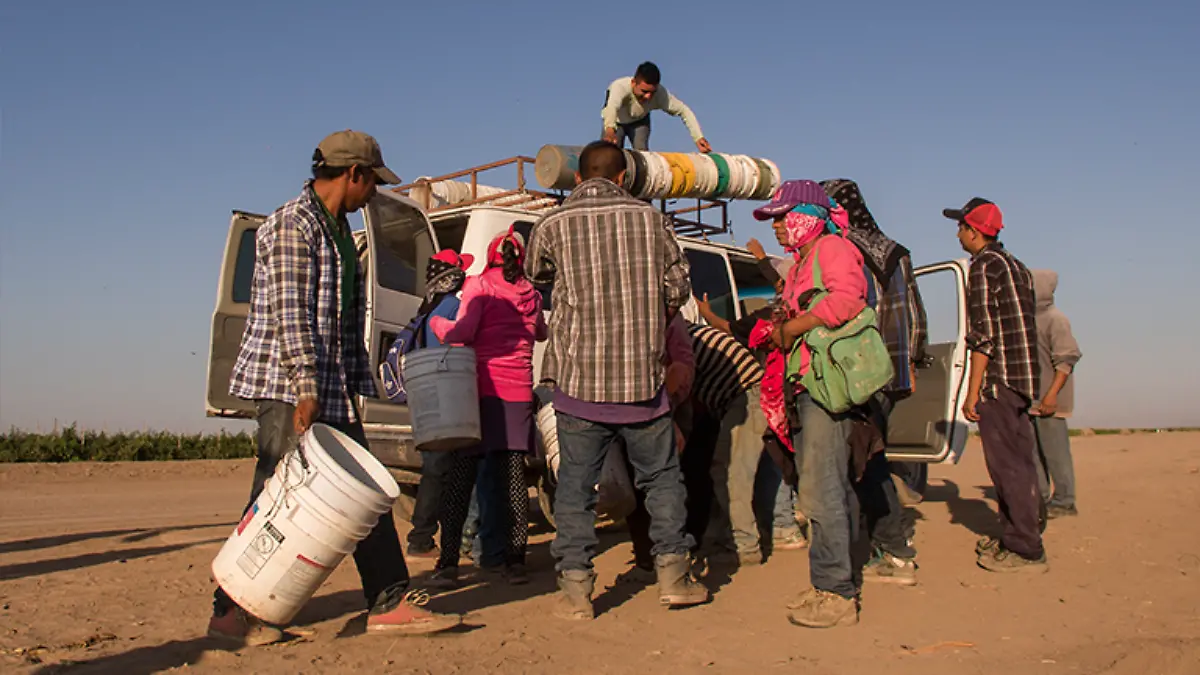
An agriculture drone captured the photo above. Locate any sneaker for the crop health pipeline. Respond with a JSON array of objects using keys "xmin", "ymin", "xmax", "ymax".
[
  {"xmin": 978, "ymin": 548, "xmax": 1048, "ymax": 574},
  {"xmin": 425, "ymin": 567, "xmax": 460, "ymax": 590},
  {"xmin": 406, "ymin": 544, "xmax": 439, "ymax": 559},
  {"xmin": 975, "ymin": 536, "xmax": 1001, "ymax": 557},
  {"xmin": 503, "ymin": 563, "xmax": 530, "ymax": 586},
  {"xmin": 787, "ymin": 590, "xmax": 859, "ymax": 628},
  {"xmin": 1047, "ymin": 504, "xmax": 1078, "ymax": 519},
  {"xmin": 206, "ymin": 608, "xmax": 285, "ymax": 647},
  {"xmin": 773, "ymin": 531, "xmax": 808, "ymax": 551},
  {"xmin": 614, "ymin": 565, "xmax": 657, "ymax": 586},
  {"xmin": 862, "ymin": 551, "xmax": 918, "ymax": 587},
  {"xmin": 367, "ymin": 589, "xmax": 462, "ymax": 635}
]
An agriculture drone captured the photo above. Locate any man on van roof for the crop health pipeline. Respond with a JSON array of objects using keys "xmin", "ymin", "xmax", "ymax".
[
  {"xmin": 601, "ymin": 62, "xmax": 711, "ymax": 153},
  {"xmin": 214, "ymin": 131, "xmax": 460, "ymax": 644}
]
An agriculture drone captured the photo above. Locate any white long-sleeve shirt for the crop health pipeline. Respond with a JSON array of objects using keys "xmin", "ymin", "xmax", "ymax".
[{"xmin": 601, "ymin": 77, "xmax": 704, "ymax": 142}]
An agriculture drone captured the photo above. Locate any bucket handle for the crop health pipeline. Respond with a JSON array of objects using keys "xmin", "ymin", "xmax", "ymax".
[
  {"xmin": 264, "ymin": 436, "xmax": 311, "ymax": 519},
  {"xmin": 437, "ymin": 348, "xmax": 453, "ymax": 372}
]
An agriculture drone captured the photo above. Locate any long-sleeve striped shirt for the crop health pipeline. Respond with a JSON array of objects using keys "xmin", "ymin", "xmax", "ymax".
[
  {"xmin": 863, "ymin": 257, "xmax": 929, "ymax": 393},
  {"xmin": 525, "ymin": 177, "xmax": 692, "ymax": 403},
  {"xmin": 601, "ymin": 77, "xmax": 704, "ymax": 141},
  {"xmin": 229, "ymin": 184, "xmax": 377, "ymax": 423},
  {"xmin": 688, "ymin": 323, "xmax": 764, "ymax": 415},
  {"xmin": 966, "ymin": 242, "xmax": 1039, "ymax": 403}
]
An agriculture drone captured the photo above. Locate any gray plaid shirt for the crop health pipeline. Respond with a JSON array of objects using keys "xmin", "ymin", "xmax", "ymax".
[
  {"xmin": 525, "ymin": 178, "xmax": 691, "ymax": 403},
  {"xmin": 229, "ymin": 184, "xmax": 377, "ymax": 423}
]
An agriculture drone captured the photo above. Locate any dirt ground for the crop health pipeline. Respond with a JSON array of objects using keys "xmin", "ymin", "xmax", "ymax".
[{"xmin": 2, "ymin": 433, "xmax": 1199, "ymax": 675}]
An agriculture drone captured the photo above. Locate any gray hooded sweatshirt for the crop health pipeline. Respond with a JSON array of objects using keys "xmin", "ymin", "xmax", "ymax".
[{"xmin": 1032, "ymin": 270, "xmax": 1082, "ymax": 418}]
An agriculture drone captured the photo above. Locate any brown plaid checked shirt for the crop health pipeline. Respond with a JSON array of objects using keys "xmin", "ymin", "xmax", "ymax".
[
  {"xmin": 525, "ymin": 178, "xmax": 692, "ymax": 403},
  {"xmin": 966, "ymin": 242, "xmax": 1040, "ymax": 403},
  {"xmin": 229, "ymin": 184, "xmax": 377, "ymax": 423}
]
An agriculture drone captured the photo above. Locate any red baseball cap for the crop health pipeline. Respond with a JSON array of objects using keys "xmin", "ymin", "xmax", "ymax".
[
  {"xmin": 943, "ymin": 198, "xmax": 1003, "ymax": 237},
  {"xmin": 430, "ymin": 249, "xmax": 474, "ymax": 270}
]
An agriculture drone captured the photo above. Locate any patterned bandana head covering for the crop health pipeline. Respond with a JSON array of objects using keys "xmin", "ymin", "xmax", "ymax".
[
  {"xmin": 783, "ymin": 200, "xmax": 850, "ymax": 257},
  {"xmin": 423, "ymin": 251, "xmax": 467, "ymax": 305},
  {"xmin": 820, "ymin": 179, "xmax": 907, "ymax": 283}
]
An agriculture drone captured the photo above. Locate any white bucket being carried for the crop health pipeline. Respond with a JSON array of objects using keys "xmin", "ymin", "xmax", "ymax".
[
  {"xmin": 211, "ymin": 424, "xmax": 399, "ymax": 625},
  {"xmin": 402, "ymin": 346, "xmax": 481, "ymax": 451},
  {"xmin": 536, "ymin": 402, "xmax": 560, "ymax": 477}
]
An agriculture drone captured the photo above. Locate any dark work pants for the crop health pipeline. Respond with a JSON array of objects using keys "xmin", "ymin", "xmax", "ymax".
[
  {"xmin": 407, "ymin": 449, "xmax": 454, "ymax": 550},
  {"xmin": 977, "ymin": 387, "xmax": 1045, "ymax": 560},
  {"xmin": 861, "ymin": 394, "xmax": 916, "ymax": 558},
  {"xmin": 601, "ymin": 115, "xmax": 651, "ymax": 150},
  {"xmin": 213, "ymin": 400, "xmax": 410, "ymax": 618},
  {"xmin": 628, "ymin": 410, "xmax": 720, "ymax": 569}
]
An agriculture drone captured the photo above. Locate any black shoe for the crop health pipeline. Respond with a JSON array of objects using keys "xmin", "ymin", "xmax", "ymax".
[{"xmin": 1047, "ymin": 504, "xmax": 1078, "ymax": 519}]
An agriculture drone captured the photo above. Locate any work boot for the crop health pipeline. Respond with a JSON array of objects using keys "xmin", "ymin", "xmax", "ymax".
[
  {"xmin": 862, "ymin": 550, "xmax": 918, "ymax": 587},
  {"xmin": 975, "ymin": 536, "xmax": 1001, "ymax": 557},
  {"xmin": 977, "ymin": 547, "xmax": 1048, "ymax": 574},
  {"xmin": 1047, "ymin": 504, "xmax": 1078, "ymax": 519},
  {"xmin": 655, "ymin": 553, "xmax": 710, "ymax": 608},
  {"xmin": 614, "ymin": 564, "xmax": 657, "ymax": 586},
  {"xmin": 773, "ymin": 530, "xmax": 808, "ymax": 552},
  {"xmin": 206, "ymin": 607, "xmax": 285, "ymax": 647},
  {"xmin": 787, "ymin": 590, "xmax": 859, "ymax": 628},
  {"xmin": 367, "ymin": 588, "xmax": 462, "ymax": 635},
  {"xmin": 553, "ymin": 570, "xmax": 596, "ymax": 621}
]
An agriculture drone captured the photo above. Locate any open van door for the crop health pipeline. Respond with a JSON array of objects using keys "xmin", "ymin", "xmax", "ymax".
[
  {"xmin": 205, "ymin": 211, "xmax": 264, "ymax": 418},
  {"xmin": 884, "ymin": 260, "xmax": 971, "ymax": 464},
  {"xmin": 358, "ymin": 191, "xmax": 440, "ymax": 429}
]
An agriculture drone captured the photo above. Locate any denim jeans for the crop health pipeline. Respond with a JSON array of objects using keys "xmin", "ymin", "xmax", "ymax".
[
  {"xmin": 711, "ymin": 386, "xmax": 770, "ymax": 554},
  {"xmin": 407, "ymin": 450, "xmax": 454, "ymax": 550},
  {"xmin": 792, "ymin": 393, "xmax": 858, "ymax": 599},
  {"xmin": 754, "ymin": 451, "xmax": 800, "ymax": 537},
  {"xmin": 551, "ymin": 411, "xmax": 692, "ymax": 572},
  {"xmin": 1033, "ymin": 416, "xmax": 1075, "ymax": 509},
  {"xmin": 214, "ymin": 400, "xmax": 409, "ymax": 616}
]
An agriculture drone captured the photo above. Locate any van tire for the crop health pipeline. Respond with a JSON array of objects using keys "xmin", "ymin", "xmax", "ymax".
[{"xmin": 536, "ymin": 474, "xmax": 556, "ymax": 531}]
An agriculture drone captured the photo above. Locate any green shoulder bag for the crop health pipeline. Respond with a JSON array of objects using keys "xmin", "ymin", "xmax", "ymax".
[{"xmin": 785, "ymin": 240, "xmax": 895, "ymax": 414}]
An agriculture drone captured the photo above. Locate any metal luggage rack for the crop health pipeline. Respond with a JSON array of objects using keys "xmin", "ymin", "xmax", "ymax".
[{"xmin": 392, "ymin": 156, "xmax": 732, "ymax": 240}]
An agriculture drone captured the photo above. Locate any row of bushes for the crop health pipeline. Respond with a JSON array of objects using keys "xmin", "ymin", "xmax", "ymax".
[{"xmin": 0, "ymin": 426, "xmax": 256, "ymax": 463}]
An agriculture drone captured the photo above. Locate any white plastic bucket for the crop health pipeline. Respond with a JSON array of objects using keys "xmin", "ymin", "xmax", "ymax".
[
  {"xmin": 402, "ymin": 346, "xmax": 482, "ymax": 451},
  {"xmin": 211, "ymin": 424, "xmax": 399, "ymax": 625},
  {"xmin": 536, "ymin": 403, "xmax": 561, "ymax": 478}
]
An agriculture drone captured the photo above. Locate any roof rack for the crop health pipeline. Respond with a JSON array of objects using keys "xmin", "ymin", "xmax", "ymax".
[{"xmin": 393, "ymin": 156, "xmax": 732, "ymax": 240}]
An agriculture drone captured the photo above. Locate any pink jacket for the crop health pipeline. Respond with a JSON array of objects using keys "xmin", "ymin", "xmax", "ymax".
[
  {"xmin": 782, "ymin": 234, "xmax": 867, "ymax": 380},
  {"xmin": 430, "ymin": 267, "xmax": 547, "ymax": 402}
]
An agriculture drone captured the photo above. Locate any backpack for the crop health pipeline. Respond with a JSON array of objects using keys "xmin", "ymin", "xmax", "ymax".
[
  {"xmin": 380, "ymin": 312, "xmax": 430, "ymax": 403},
  {"xmin": 785, "ymin": 239, "xmax": 894, "ymax": 414}
]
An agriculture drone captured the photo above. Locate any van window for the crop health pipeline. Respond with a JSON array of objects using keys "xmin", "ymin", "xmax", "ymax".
[
  {"xmin": 231, "ymin": 228, "xmax": 258, "ymax": 304},
  {"xmin": 512, "ymin": 220, "xmax": 552, "ymax": 310},
  {"xmin": 729, "ymin": 256, "xmax": 775, "ymax": 315},
  {"xmin": 367, "ymin": 197, "xmax": 436, "ymax": 296},
  {"xmin": 432, "ymin": 215, "xmax": 469, "ymax": 255},
  {"xmin": 684, "ymin": 248, "xmax": 734, "ymax": 320}
]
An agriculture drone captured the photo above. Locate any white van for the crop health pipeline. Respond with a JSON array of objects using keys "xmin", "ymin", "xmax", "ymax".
[{"xmin": 206, "ymin": 156, "xmax": 972, "ymax": 522}]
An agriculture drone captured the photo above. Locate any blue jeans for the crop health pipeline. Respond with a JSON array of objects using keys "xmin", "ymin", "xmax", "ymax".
[
  {"xmin": 551, "ymin": 411, "xmax": 692, "ymax": 572},
  {"xmin": 754, "ymin": 452, "xmax": 800, "ymax": 536},
  {"xmin": 793, "ymin": 393, "xmax": 858, "ymax": 599}
]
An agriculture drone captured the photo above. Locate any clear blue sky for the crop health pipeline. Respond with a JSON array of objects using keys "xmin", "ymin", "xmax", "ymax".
[{"xmin": 2, "ymin": 1, "xmax": 1197, "ymax": 433}]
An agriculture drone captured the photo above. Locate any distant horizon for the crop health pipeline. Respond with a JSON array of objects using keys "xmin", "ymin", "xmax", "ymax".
[{"xmin": 3, "ymin": 2, "xmax": 1199, "ymax": 433}]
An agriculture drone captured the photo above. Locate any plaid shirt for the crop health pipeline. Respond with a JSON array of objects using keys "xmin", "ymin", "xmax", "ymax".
[
  {"xmin": 229, "ymin": 184, "xmax": 377, "ymax": 423},
  {"xmin": 966, "ymin": 242, "xmax": 1039, "ymax": 403},
  {"xmin": 863, "ymin": 257, "xmax": 928, "ymax": 393},
  {"xmin": 525, "ymin": 178, "xmax": 691, "ymax": 403}
]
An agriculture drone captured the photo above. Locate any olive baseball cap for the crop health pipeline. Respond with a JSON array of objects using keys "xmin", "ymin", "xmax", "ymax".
[{"xmin": 315, "ymin": 130, "xmax": 401, "ymax": 184}]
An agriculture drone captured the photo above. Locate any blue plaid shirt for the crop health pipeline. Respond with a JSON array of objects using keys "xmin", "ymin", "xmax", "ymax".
[
  {"xmin": 864, "ymin": 257, "xmax": 928, "ymax": 394},
  {"xmin": 229, "ymin": 184, "xmax": 377, "ymax": 423}
]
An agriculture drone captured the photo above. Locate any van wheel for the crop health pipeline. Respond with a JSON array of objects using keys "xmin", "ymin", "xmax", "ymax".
[{"xmin": 536, "ymin": 474, "xmax": 556, "ymax": 531}]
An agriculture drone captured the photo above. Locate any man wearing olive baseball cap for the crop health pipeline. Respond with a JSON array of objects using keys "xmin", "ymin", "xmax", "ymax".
[
  {"xmin": 216, "ymin": 131, "xmax": 461, "ymax": 644},
  {"xmin": 945, "ymin": 197, "xmax": 1046, "ymax": 574}
]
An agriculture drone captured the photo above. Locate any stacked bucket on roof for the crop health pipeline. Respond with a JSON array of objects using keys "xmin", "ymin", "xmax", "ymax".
[{"xmin": 535, "ymin": 144, "xmax": 780, "ymax": 201}]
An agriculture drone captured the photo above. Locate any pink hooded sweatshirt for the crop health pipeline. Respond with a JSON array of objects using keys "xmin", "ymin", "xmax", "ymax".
[{"xmin": 430, "ymin": 229, "xmax": 548, "ymax": 403}]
